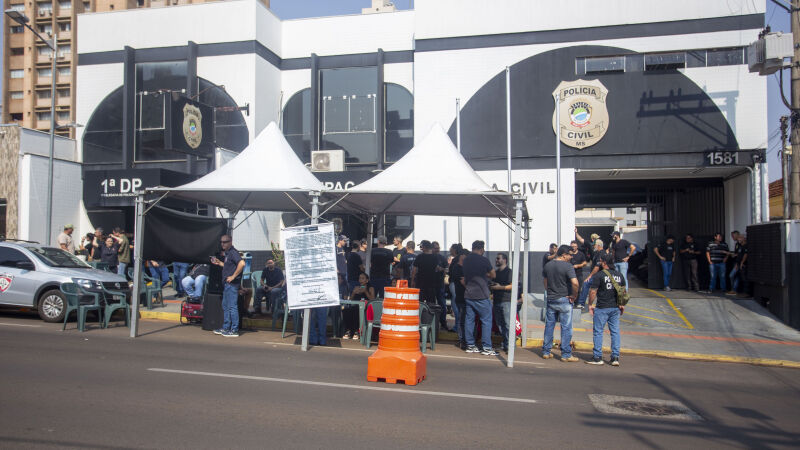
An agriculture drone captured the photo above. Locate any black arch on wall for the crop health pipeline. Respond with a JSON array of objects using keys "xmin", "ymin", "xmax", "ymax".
[{"xmin": 447, "ymin": 45, "xmax": 740, "ymax": 171}]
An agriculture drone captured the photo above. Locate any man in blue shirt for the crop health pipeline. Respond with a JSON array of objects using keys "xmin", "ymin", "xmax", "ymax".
[{"xmin": 210, "ymin": 235, "xmax": 245, "ymax": 337}]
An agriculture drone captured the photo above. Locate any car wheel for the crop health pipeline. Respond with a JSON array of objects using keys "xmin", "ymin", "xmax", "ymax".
[{"xmin": 38, "ymin": 289, "xmax": 66, "ymax": 323}]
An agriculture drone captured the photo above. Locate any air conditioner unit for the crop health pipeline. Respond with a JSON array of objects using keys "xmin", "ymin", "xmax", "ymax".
[
  {"xmin": 748, "ymin": 32, "xmax": 793, "ymax": 75},
  {"xmin": 311, "ymin": 150, "xmax": 345, "ymax": 172}
]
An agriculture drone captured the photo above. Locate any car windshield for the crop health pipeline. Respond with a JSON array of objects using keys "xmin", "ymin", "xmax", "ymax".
[{"xmin": 28, "ymin": 247, "xmax": 91, "ymax": 268}]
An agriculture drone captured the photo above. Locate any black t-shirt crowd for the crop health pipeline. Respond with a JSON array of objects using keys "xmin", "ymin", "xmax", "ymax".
[
  {"xmin": 492, "ymin": 266, "xmax": 512, "ymax": 302},
  {"xmin": 612, "ymin": 239, "xmax": 631, "ymax": 263},
  {"xmin": 590, "ymin": 268, "xmax": 626, "ymax": 309},
  {"xmin": 399, "ymin": 252, "xmax": 417, "ymax": 280},
  {"xmin": 413, "ymin": 253, "xmax": 441, "ymax": 289},
  {"xmin": 370, "ymin": 247, "xmax": 394, "ymax": 279},
  {"xmin": 657, "ymin": 241, "xmax": 675, "ymax": 260},
  {"xmin": 543, "ymin": 259, "xmax": 576, "ymax": 301}
]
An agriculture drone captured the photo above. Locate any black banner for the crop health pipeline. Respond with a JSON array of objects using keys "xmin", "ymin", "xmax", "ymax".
[
  {"xmin": 83, "ymin": 168, "xmax": 195, "ymax": 208},
  {"xmin": 142, "ymin": 206, "xmax": 226, "ymax": 263},
  {"xmin": 165, "ymin": 94, "xmax": 215, "ymax": 157}
]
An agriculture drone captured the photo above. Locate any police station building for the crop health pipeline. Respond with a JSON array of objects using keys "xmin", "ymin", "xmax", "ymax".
[{"xmin": 74, "ymin": 0, "xmax": 767, "ymax": 287}]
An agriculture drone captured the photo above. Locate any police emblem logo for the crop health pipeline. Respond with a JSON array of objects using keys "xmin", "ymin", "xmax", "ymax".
[
  {"xmin": 182, "ymin": 103, "xmax": 203, "ymax": 149},
  {"xmin": 552, "ymin": 79, "xmax": 610, "ymax": 149}
]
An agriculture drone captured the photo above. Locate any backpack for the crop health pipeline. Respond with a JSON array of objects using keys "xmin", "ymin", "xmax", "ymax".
[{"xmin": 603, "ymin": 269, "xmax": 630, "ymax": 306}]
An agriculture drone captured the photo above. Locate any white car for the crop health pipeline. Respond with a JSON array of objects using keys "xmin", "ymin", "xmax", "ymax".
[{"xmin": 0, "ymin": 241, "xmax": 128, "ymax": 322}]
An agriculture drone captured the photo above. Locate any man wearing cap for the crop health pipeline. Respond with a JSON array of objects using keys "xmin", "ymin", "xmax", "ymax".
[
  {"xmin": 370, "ymin": 236, "xmax": 394, "ymax": 297},
  {"xmin": 462, "ymin": 240, "xmax": 497, "ymax": 356},
  {"xmin": 57, "ymin": 224, "xmax": 76, "ymax": 254},
  {"xmin": 575, "ymin": 228, "xmax": 600, "ymax": 259},
  {"xmin": 542, "ymin": 245, "xmax": 579, "ymax": 362},
  {"xmin": 336, "ymin": 234, "xmax": 348, "ymax": 283},
  {"xmin": 610, "ymin": 231, "xmax": 635, "ymax": 288}
]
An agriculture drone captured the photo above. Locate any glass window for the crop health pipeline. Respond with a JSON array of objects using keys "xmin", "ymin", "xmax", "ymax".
[
  {"xmin": 82, "ymin": 86, "xmax": 124, "ymax": 164},
  {"xmin": 38, "ymin": 68, "xmax": 52, "ymax": 77},
  {"xmin": 59, "ymin": 22, "xmax": 71, "ymax": 31},
  {"xmin": 626, "ymin": 220, "xmax": 637, "ymax": 227},
  {"xmin": 10, "ymin": 3, "xmax": 25, "ymax": 11},
  {"xmin": 10, "ymin": 70, "xmax": 24, "ymax": 79},
  {"xmin": 57, "ymin": 44, "xmax": 71, "ymax": 57},
  {"xmin": 584, "ymin": 55, "xmax": 625, "ymax": 73},
  {"xmin": 10, "ymin": 25, "xmax": 24, "ymax": 33},
  {"xmin": 59, "ymin": 0, "xmax": 71, "ymax": 8},
  {"xmin": 39, "ymin": 24, "xmax": 53, "ymax": 34},
  {"xmin": 10, "ymin": 91, "xmax": 24, "ymax": 99},
  {"xmin": 134, "ymin": 61, "xmax": 188, "ymax": 162},
  {"xmin": 58, "ymin": 67, "xmax": 71, "ymax": 76},
  {"xmin": 57, "ymin": 88, "xmax": 69, "ymax": 97},
  {"xmin": 10, "ymin": 47, "xmax": 24, "ymax": 56},
  {"xmin": 645, "ymin": 52, "xmax": 685, "ymax": 71},
  {"xmin": 320, "ymin": 67, "xmax": 378, "ymax": 165},
  {"xmin": 384, "ymin": 83, "xmax": 413, "ymax": 163},
  {"xmin": 39, "ymin": 46, "xmax": 53, "ymax": 56},
  {"xmin": 707, "ymin": 48, "xmax": 744, "ymax": 66},
  {"xmin": 282, "ymin": 88, "xmax": 311, "ymax": 161},
  {"xmin": 57, "ymin": 111, "xmax": 70, "ymax": 121},
  {"xmin": 626, "ymin": 207, "xmax": 637, "ymax": 214},
  {"xmin": 0, "ymin": 247, "xmax": 32, "ymax": 268},
  {"xmin": 36, "ymin": 111, "xmax": 51, "ymax": 121},
  {"xmin": 38, "ymin": 90, "xmax": 51, "ymax": 99},
  {"xmin": 38, "ymin": 2, "xmax": 53, "ymax": 12}
]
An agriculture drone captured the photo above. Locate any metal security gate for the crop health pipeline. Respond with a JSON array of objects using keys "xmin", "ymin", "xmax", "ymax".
[{"xmin": 646, "ymin": 185, "xmax": 724, "ymax": 241}]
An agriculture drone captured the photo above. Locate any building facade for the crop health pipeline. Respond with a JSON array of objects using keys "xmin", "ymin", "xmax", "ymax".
[{"xmin": 71, "ymin": 0, "xmax": 767, "ymax": 287}]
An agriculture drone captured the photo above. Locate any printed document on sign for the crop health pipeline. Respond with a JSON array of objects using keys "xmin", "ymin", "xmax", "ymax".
[{"xmin": 280, "ymin": 222, "xmax": 340, "ymax": 310}]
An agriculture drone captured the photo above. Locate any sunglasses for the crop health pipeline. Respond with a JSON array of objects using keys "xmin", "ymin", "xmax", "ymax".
[{"xmin": 220, "ymin": 240, "xmax": 231, "ymax": 244}]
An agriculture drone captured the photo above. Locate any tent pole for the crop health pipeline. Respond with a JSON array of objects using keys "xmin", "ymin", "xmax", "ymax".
[
  {"xmin": 507, "ymin": 198, "xmax": 524, "ymax": 368},
  {"xmin": 521, "ymin": 219, "xmax": 530, "ymax": 347},
  {"xmin": 456, "ymin": 97, "xmax": 463, "ymax": 244},
  {"xmin": 364, "ymin": 215, "xmax": 374, "ymax": 277},
  {"xmin": 301, "ymin": 192, "xmax": 320, "ymax": 351},
  {"xmin": 130, "ymin": 194, "xmax": 145, "ymax": 338},
  {"xmin": 506, "ymin": 66, "xmax": 513, "ymax": 253}
]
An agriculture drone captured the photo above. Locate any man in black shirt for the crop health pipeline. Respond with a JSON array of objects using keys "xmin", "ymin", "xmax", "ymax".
[
  {"xmin": 570, "ymin": 240, "xmax": 589, "ymax": 307},
  {"xmin": 399, "ymin": 241, "xmax": 417, "ymax": 282},
  {"xmin": 210, "ymin": 234, "xmax": 245, "ymax": 337},
  {"xmin": 541, "ymin": 243, "xmax": 558, "ymax": 278},
  {"xmin": 586, "ymin": 253, "xmax": 625, "ymax": 366},
  {"xmin": 336, "ymin": 234, "xmax": 348, "ymax": 282},
  {"xmin": 679, "ymin": 234, "xmax": 700, "ymax": 291},
  {"xmin": 370, "ymin": 235, "xmax": 394, "ymax": 297},
  {"xmin": 254, "ymin": 259, "xmax": 285, "ymax": 314},
  {"xmin": 577, "ymin": 239, "xmax": 606, "ymax": 307},
  {"xmin": 654, "ymin": 235, "xmax": 676, "ymax": 291},
  {"xmin": 727, "ymin": 234, "xmax": 749, "ymax": 295},
  {"xmin": 411, "ymin": 240, "xmax": 440, "ymax": 306},
  {"xmin": 705, "ymin": 232, "xmax": 729, "ymax": 293},
  {"xmin": 432, "ymin": 241, "xmax": 449, "ymax": 329},
  {"xmin": 346, "ymin": 241, "xmax": 365, "ymax": 292},
  {"xmin": 490, "ymin": 253, "xmax": 513, "ymax": 352},
  {"xmin": 610, "ymin": 231, "xmax": 635, "ymax": 288}
]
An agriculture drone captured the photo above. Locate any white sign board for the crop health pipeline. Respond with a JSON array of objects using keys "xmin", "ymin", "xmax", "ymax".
[
  {"xmin": 412, "ymin": 169, "xmax": 575, "ymax": 252},
  {"xmin": 280, "ymin": 222, "xmax": 340, "ymax": 310}
]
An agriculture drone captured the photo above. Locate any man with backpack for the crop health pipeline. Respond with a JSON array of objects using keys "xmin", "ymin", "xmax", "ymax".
[{"xmin": 586, "ymin": 253, "xmax": 628, "ymax": 366}]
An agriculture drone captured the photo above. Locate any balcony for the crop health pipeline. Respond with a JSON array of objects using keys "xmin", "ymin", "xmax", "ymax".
[
  {"xmin": 57, "ymin": 95, "xmax": 71, "ymax": 106},
  {"xmin": 36, "ymin": 75, "xmax": 53, "ymax": 86},
  {"xmin": 36, "ymin": 119, "xmax": 52, "ymax": 129},
  {"xmin": 9, "ymin": 55, "xmax": 24, "ymax": 67},
  {"xmin": 8, "ymin": 99, "xmax": 24, "ymax": 112},
  {"xmin": 56, "ymin": 73, "xmax": 72, "ymax": 84},
  {"xmin": 36, "ymin": 94, "xmax": 53, "ymax": 108},
  {"xmin": 7, "ymin": 79, "xmax": 24, "ymax": 91},
  {"xmin": 37, "ymin": 52, "xmax": 53, "ymax": 64},
  {"xmin": 9, "ymin": 33, "xmax": 25, "ymax": 48},
  {"xmin": 57, "ymin": 29, "xmax": 73, "ymax": 40}
]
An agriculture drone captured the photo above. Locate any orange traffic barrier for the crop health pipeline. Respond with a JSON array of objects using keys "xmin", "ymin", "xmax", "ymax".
[{"xmin": 367, "ymin": 280, "xmax": 427, "ymax": 386}]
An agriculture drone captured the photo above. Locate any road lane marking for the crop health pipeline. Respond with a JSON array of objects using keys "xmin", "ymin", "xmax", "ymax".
[
  {"xmin": 262, "ymin": 342, "xmax": 546, "ymax": 365},
  {"xmin": 624, "ymin": 312, "xmax": 689, "ymax": 329},
  {"xmin": 626, "ymin": 303, "xmax": 680, "ymax": 318},
  {"xmin": 148, "ymin": 368, "xmax": 539, "ymax": 404},
  {"xmin": 646, "ymin": 289, "xmax": 694, "ymax": 330},
  {"xmin": 0, "ymin": 322, "xmax": 41, "ymax": 327}
]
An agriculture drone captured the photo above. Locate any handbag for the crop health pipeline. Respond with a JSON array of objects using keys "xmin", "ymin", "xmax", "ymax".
[{"xmin": 602, "ymin": 269, "xmax": 630, "ymax": 306}]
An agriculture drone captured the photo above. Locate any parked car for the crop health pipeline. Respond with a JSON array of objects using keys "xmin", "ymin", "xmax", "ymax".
[{"xmin": 0, "ymin": 241, "xmax": 128, "ymax": 322}]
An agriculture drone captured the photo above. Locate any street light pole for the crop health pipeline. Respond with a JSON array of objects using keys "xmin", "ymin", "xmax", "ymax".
[{"xmin": 5, "ymin": 10, "xmax": 57, "ymax": 245}]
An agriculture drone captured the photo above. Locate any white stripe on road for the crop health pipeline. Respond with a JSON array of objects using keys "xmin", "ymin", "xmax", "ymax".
[
  {"xmin": 263, "ymin": 341, "xmax": 546, "ymax": 366},
  {"xmin": 0, "ymin": 322, "xmax": 41, "ymax": 327},
  {"xmin": 148, "ymin": 368, "xmax": 538, "ymax": 404}
]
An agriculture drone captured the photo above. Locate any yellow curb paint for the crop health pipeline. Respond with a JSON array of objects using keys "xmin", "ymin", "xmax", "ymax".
[
  {"xmin": 140, "ymin": 311, "xmax": 180, "ymax": 321},
  {"xmin": 522, "ymin": 339, "xmax": 800, "ymax": 369},
  {"xmin": 646, "ymin": 289, "xmax": 694, "ymax": 330},
  {"xmin": 626, "ymin": 303, "xmax": 681, "ymax": 318}
]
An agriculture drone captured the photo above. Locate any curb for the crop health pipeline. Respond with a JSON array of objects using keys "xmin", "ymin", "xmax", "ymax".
[
  {"xmin": 139, "ymin": 310, "xmax": 180, "ymax": 321},
  {"xmin": 522, "ymin": 338, "xmax": 800, "ymax": 369}
]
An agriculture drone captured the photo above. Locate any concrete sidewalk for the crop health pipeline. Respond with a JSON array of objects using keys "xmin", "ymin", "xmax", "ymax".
[
  {"xmin": 141, "ymin": 285, "xmax": 800, "ymax": 368},
  {"xmin": 524, "ymin": 287, "xmax": 800, "ymax": 368}
]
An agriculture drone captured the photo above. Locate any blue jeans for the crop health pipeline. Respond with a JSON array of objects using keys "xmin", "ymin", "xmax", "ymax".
[
  {"xmin": 149, "ymin": 265, "xmax": 169, "ymax": 284},
  {"xmin": 222, "ymin": 283, "xmax": 239, "ymax": 333},
  {"xmin": 309, "ymin": 307, "xmax": 328, "ymax": 345},
  {"xmin": 493, "ymin": 301, "xmax": 511, "ymax": 350},
  {"xmin": 592, "ymin": 307, "xmax": 620, "ymax": 359},
  {"xmin": 436, "ymin": 285, "xmax": 448, "ymax": 327},
  {"xmin": 614, "ymin": 262, "xmax": 629, "ymax": 288},
  {"xmin": 254, "ymin": 286, "xmax": 285, "ymax": 312},
  {"xmin": 543, "ymin": 298, "xmax": 573, "ymax": 357},
  {"xmin": 181, "ymin": 275, "xmax": 207, "ymax": 298},
  {"xmin": 465, "ymin": 298, "xmax": 492, "ymax": 350},
  {"xmin": 709, "ymin": 262, "xmax": 726, "ymax": 291},
  {"xmin": 577, "ymin": 278, "xmax": 592, "ymax": 306},
  {"xmin": 172, "ymin": 263, "xmax": 189, "ymax": 294},
  {"xmin": 729, "ymin": 266, "xmax": 741, "ymax": 292},
  {"xmin": 117, "ymin": 262, "xmax": 128, "ymax": 278},
  {"xmin": 660, "ymin": 260, "xmax": 673, "ymax": 289}
]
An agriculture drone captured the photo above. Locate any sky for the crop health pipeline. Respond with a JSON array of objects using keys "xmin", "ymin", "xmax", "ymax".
[{"xmin": 0, "ymin": 1, "xmax": 789, "ymax": 180}]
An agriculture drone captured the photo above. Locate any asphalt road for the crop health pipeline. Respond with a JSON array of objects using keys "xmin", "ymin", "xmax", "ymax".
[{"xmin": 1, "ymin": 312, "xmax": 799, "ymax": 449}]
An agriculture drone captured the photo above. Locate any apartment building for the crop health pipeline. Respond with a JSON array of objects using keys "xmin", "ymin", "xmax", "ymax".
[{"xmin": 1, "ymin": 0, "xmax": 269, "ymax": 138}]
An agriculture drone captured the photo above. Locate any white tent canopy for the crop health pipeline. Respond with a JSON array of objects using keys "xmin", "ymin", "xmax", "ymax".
[
  {"xmin": 150, "ymin": 122, "xmax": 324, "ymax": 213},
  {"xmin": 325, "ymin": 123, "xmax": 519, "ymax": 219}
]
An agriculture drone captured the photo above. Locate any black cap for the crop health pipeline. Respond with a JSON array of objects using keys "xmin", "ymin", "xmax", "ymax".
[
  {"xmin": 338, "ymin": 234, "xmax": 348, "ymax": 242},
  {"xmin": 419, "ymin": 240, "xmax": 432, "ymax": 249},
  {"xmin": 611, "ymin": 231, "xmax": 621, "ymax": 237}
]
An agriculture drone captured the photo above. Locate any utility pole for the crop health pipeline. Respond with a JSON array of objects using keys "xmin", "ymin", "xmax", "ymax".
[
  {"xmin": 791, "ymin": 0, "xmax": 800, "ymax": 219},
  {"xmin": 781, "ymin": 115, "xmax": 790, "ymax": 219}
]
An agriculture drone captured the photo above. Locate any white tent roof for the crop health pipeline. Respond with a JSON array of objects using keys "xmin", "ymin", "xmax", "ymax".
[
  {"xmin": 151, "ymin": 122, "xmax": 324, "ymax": 212},
  {"xmin": 326, "ymin": 123, "xmax": 519, "ymax": 218}
]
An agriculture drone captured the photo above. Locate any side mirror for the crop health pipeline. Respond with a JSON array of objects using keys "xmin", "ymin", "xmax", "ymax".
[{"xmin": 16, "ymin": 260, "xmax": 35, "ymax": 271}]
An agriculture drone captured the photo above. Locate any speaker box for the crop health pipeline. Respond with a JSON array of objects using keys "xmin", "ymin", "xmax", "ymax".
[
  {"xmin": 202, "ymin": 293, "xmax": 223, "ymax": 331},
  {"xmin": 206, "ymin": 265, "xmax": 223, "ymax": 294}
]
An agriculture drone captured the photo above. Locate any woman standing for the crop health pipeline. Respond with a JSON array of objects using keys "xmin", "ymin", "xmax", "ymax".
[
  {"xmin": 346, "ymin": 272, "xmax": 375, "ymax": 341},
  {"xmin": 100, "ymin": 237, "xmax": 120, "ymax": 273}
]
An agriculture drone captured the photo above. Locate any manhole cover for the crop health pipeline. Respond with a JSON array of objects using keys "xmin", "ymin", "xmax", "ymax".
[{"xmin": 589, "ymin": 394, "xmax": 703, "ymax": 421}]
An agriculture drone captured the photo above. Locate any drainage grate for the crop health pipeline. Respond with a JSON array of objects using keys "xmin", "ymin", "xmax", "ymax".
[{"xmin": 589, "ymin": 394, "xmax": 703, "ymax": 421}]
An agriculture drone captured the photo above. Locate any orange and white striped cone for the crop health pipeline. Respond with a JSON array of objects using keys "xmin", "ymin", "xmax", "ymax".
[{"xmin": 366, "ymin": 280, "xmax": 427, "ymax": 385}]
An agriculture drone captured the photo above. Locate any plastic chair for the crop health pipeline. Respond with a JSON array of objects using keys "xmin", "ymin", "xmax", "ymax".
[
  {"xmin": 271, "ymin": 289, "xmax": 289, "ymax": 334},
  {"xmin": 60, "ymin": 282, "xmax": 104, "ymax": 332},
  {"xmin": 364, "ymin": 300, "xmax": 383, "ymax": 349},
  {"xmin": 419, "ymin": 302, "xmax": 437, "ymax": 353},
  {"xmin": 102, "ymin": 284, "xmax": 130, "ymax": 328},
  {"xmin": 250, "ymin": 270, "xmax": 263, "ymax": 311},
  {"xmin": 128, "ymin": 266, "xmax": 163, "ymax": 309}
]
